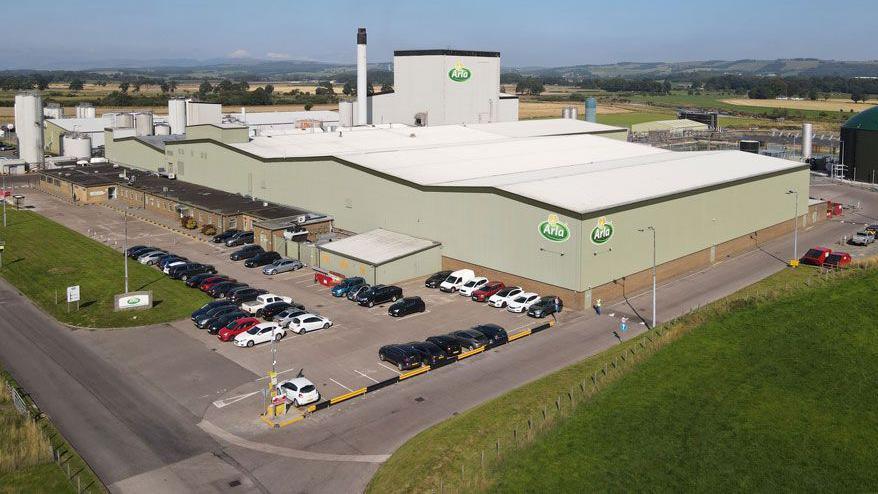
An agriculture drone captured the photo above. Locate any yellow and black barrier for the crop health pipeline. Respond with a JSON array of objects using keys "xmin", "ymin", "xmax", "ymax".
[{"xmin": 304, "ymin": 319, "xmax": 556, "ymax": 415}]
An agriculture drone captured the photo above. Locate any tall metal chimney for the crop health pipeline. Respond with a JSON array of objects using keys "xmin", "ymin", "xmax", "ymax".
[
  {"xmin": 801, "ymin": 122, "xmax": 813, "ymax": 160},
  {"xmin": 357, "ymin": 27, "xmax": 368, "ymax": 126}
]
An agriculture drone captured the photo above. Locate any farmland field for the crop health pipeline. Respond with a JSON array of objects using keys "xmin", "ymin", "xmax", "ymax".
[
  {"xmin": 519, "ymin": 100, "xmax": 629, "ymax": 119},
  {"xmin": 722, "ymin": 97, "xmax": 876, "ymax": 113}
]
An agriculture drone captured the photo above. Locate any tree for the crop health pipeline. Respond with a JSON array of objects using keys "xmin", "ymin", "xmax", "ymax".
[
  {"xmin": 35, "ymin": 76, "xmax": 49, "ymax": 91},
  {"xmin": 304, "ymin": 103, "xmax": 313, "ymax": 111},
  {"xmin": 119, "ymin": 82, "xmax": 130, "ymax": 93},
  {"xmin": 515, "ymin": 77, "xmax": 545, "ymax": 96},
  {"xmin": 168, "ymin": 80, "xmax": 178, "ymax": 93},
  {"xmin": 808, "ymin": 88, "xmax": 818, "ymax": 101},
  {"xmin": 68, "ymin": 79, "xmax": 84, "ymax": 91},
  {"xmin": 342, "ymin": 81, "xmax": 353, "ymax": 96},
  {"xmin": 198, "ymin": 80, "xmax": 214, "ymax": 97},
  {"xmin": 381, "ymin": 82, "xmax": 394, "ymax": 93},
  {"xmin": 160, "ymin": 82, "xmax": 170, "ymax": 93},
  {"xmin": 851, "ymin": 91, "xmax": 867, "ymax": 103},
  {"xmin": 132, "ymin": 82, "xmax": 141, "ymax": 93}
]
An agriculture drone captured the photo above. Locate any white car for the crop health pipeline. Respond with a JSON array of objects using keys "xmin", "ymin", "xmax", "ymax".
[
  {"xmin": 241, "ymin": 293, "xmax": 294, "ymax": 315},
  {"xmin": 163, "ymin": 260, "xmax": 187, "ymax": 274},
  {"xmin": 458, "ymin": 277, "xmax": 488, "ymax": 297},
  {"xmin": 506, "ymin": 293, "xmax": 540, "ymax": 313},
  {"xmin": 276, "ymin": 377, "xmax": 320, "ymax": 407},
  {"xmin": 439, "ymin": 269, "xmax": 475, "ymax": 293},
  {"xmin": 488, "ymin": 286, "xmax": 523, "ymax": 308},
  {"xmin": 137, "ymin": 250, "xmax": 166, "ymax": 264},
  {"xmin": 234, "ymin": 322, "xmax": 285, "ymax": 347},
  {"xmin": 288, "ymin": 313, "xmax": 333, "ymax": 334},
  {"xmin": 275, "ymin": 307, "xmax": 308, "ymax": 328}
]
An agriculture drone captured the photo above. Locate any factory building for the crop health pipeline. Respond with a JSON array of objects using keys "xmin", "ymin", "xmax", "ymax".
[{"xmin": 840, "ymin": 106, "xmax": 878, "ymax": 182}]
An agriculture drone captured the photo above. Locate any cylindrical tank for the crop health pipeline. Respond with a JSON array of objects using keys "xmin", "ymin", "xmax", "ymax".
[
  {"xmin": 111, "ymin": 112, "xmax": 134, "ymax": 128},
  {"xmin": 338, "ymin": 100, "xmax": 354, "ymax": 127},
  {"xmin": 44, "ymin": 103, "xmax": 64, "ymax": 119},
  {"xmin": 75, "ymin": 103, "xmax": 96, "ymax": 119},
  {"xmin": 585, "ymin": 97, "xmax": 597, "ymax": 123},
  {"xmin": 168, "ymin": 98, "xmax": 187, "ymax": 134},
  {"xmin": 801, "ymin": 122, "xmax": 813, "ymax": 160},
  {"xmin": 134, "ymin": 112, "xmax": 154, "ymax": 136},
  {"xmin": 62, "ymin": 133, "xmax": 92, "ymax": 159},
  {"xmin": 154, "ymin": 123, "xmax": 171, "ymax": 135},
  {"xmin": 14, "ymin": 92, "xmax": 43, "ymax": 164},
  {"xmin": 561, "ymin": 106, "xmax": 578, "ymax": 120}
]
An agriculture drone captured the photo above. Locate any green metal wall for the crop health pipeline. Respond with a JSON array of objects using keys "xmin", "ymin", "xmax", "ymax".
[
  {"xmin": 375, "ymin": 246, "xmax": 442, "ymax": 285},
  {"xmin": 104, "ymin": 133, "xmax": 167, "ymax": 172}
]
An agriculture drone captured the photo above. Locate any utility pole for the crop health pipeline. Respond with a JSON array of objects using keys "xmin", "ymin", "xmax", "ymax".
[
  {"xmin": 2, "ymin": 174, "xmax": 6, "ymax": 228},
  {"xmin": 787, "ymin": 189, "xmax": 799, "ymax": 267},
  {"xmin": 123, "ymin": 208, "xmax": 129, "ymax": 293},
  {"xmin": 638, "ymin": 226, "xmax": 657, "ymax": 329}
]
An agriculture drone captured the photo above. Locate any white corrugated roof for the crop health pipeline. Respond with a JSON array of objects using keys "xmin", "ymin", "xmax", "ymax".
[
  {"xmin": 467, "ymin": 119, "xmax": 623, "ymax": 137},
  {"xmin": 318, "ymin": 229, "xmax": 439, "ymax": 265},
  {"xmin": 228, "ymin": 110, "xmax": 339, "ymax": 126},
  {"xmin": 46, "ymin": 116, "xmax": 114, "ymax": 133},
  {"xmin": 631, "ymin": 119, "xmax": 709, "ymax": 132}
]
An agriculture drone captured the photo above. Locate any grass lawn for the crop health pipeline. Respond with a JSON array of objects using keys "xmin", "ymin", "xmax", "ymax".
[
  {"xmin": 0, "ymin": 463, "xmax": 74, "ymax": 494},
  {"xmin": 0, "ymin": 208, "xmax": 209, "ymax": 328}
]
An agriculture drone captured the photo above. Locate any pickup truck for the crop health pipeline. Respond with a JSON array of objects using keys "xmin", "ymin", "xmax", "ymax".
[{"xmin": 241, "ymin": 293, "xmax": 294, "ymax": 316}]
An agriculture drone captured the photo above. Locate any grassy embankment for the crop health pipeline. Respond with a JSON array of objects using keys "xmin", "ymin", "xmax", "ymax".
[
  {"xmin": 0, "ymin": 208, "xmax": 209, "ymax": 328},
  {"xmin": 368, "ymin": 262, "xmax": 878, "ymax": 492}
]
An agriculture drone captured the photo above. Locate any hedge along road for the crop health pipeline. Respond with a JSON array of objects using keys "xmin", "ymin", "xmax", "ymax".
[{"xmin": 0, "ymin": 207, "xmax": 210, "ymax": 328}]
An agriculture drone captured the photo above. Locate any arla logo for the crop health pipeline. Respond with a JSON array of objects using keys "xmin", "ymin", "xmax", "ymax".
[
  {"xmin": 590, "ymin": 217, "xmax": 614, "ymax": 245},
  {"xmin": 448, "ymin": 61, "xmax": 472, "ymax": 82},
  {"xmin": 538, "ymin": 214, "xmax": 570, "ymax": 243}
]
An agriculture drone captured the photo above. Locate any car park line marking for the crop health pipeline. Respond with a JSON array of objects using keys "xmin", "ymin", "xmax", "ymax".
[
  {"xmin": 354, "ymin": 370, "xmax": 380, "ymax": 383},
  {"xmin": 330, "ymin": 378, "xmax": 354, "ymax": 392},
  {"xmin": 213, "ymin": 390, "xmax": 263, "ymax": 408},
  {"xmin": 377, "ymin": 362, "xmax": 401, "ymax": 374}
]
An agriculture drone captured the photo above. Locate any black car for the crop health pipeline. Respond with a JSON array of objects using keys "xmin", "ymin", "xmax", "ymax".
[
  {"xmin": 212, "ymin": 229, "xmax": 241, "ymax": 243},
  {"xmin": 425, "ymin": 335, "xmax": 463, "ymax": 356},
  {"xmin": 226, "ymin": 231, "xmax": 254, "ymax": 246},
  {"xmin": 407, "ymin": 341, "xmax": 449, "ymax": 366},
  {"xmin": 230, "ymin": 288, "xmax": 268, "ymax": 305},
  {"xmin": 378, "ymin": 344, "xmax": 425, "ymax": 370},
  {"xmin": 185, "ymin": 273, "xmax": 217, "ymax": 288},
  {"xmin": 356, "ymin": 284, "xmax": 403, "ymax": 307},
  {"xmin": 470, "ymin": 323, "xmax": 508, "ymax": 346},
  {"xmin": 208, "ymin": 281, "xmax": 248, "ymax": 298},
  {"xmin": 168, "ymin": 262, "xmax": 209, "ymax": 279},
  {"xmin": 388, "ymin": 296, "xmax": 426, "ymax": 317},
  {"xmin": 191, "ymin": 300, "xmax": 236, "ymax": 321},
  {"xmin": 451, "ymin": 329, "xmax": 490, "ymax": 351},
  {"xmin": 243, "ymin": 251, "xmax": 281, "ymax": 268},
  {"xmin": 424, "ymin": 270, "xmax": 452, "ymax": 289},
  {"xmin": 527, "ymin": 296, "xmax": 563, "ymax": 318},
  {"xmin": 126, "ymin": 245, "xmax": 151, "ymax": 258},
  {"xmin": 206, "ymin": 311, "xmax": 247, "ymax": 334},
  {"xmin": 347, "ymin": 284, "xmax": 371, "ymax": 301},
  {"xmin": 195, "ymin": 305, "xmax": 241, "ymax": 328},
  {"xmin": 229, "ymin": 244, "xmax": 264, "ymax": 261},
  {"xmin": 180, "ymin": 264, "xmax": 218, "ymax": 280},
  {"xmin": 261, "ymin": 301, "xmax": 296, "ymax": 320}
]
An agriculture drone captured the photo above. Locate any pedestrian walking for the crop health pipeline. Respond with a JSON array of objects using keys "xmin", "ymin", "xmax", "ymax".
[{"xmin": 594, "ymin": 298, "xmax": 602, "ymax": 315}]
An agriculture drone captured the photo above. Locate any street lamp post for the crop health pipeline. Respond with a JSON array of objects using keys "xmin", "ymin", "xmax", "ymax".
[
  {"xmin": 786, "ymin": 189, "xmax": 799, "ymax": 267},
  {"xmin": 638, "ymin": 226, "xmax": 657, "ymax": 329},
  {"xmin": 123, "ymin": 208, "xmax": 129, "ymax": 293}
]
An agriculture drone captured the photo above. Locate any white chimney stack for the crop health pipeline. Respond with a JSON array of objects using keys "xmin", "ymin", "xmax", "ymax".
[
  {"xmin": 801, "ymin": 122, "xmax": 813, "ymax": 160},
  {"xmin": 357, "ymin": 27, "xmax": 368, "ymax": 126}
]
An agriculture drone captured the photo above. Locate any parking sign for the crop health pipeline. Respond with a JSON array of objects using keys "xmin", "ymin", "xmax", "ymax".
[{"xmin": 66, "ymin": 285, "xmax": 80, "ymax": 303}]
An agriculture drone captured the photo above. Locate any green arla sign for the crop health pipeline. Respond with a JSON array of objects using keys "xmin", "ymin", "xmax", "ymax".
[
  {"xmin": 590, "ymin": 217, "xmax": 614, "ymax": 245},
  {"xmin": 539, "ymin": 214, "xmax": 570, "ymax": 243},
  {"xmin": 449, "ymin": 61, "xmax": 472, "ymax": 82}
]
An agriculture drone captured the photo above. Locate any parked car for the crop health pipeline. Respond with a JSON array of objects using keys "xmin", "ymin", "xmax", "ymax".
[
  {"xmin": 824, "ymin": 252, "xmax": 852, "ymax": 268},
  {"xmin": 458, "ymin": 277, "xmax": 489, "ymax": 297},
  {"xmin": 849, "ymin": 230, "xmax": 875, "ymax": 246},
  {"xmin": 450, "ymin": 329, "xmax": 490, "ymax": 351},
  {"xmin": 388, "ymin": 297, "xmax": 426, "ymax": 317},
  {"xmin": 471, "ymin": 281, "xmax": 505, "ymax": 302},
  {"xmin": 234, "ymin": 322, "xmax": 285, "ymax": 347},
  {"xmin": 244, "ymin": 251, "xmax": 282, "ymax": 268},
  {"xmin": 275, "ymin": 308, "xmax": 310, "ymax": 328},
  {"xmin": 199, "ymin": 276, "xmax": 234, "ymax": 291},
  {"xmin": 172, "ymin": 263, "xmax": 216, "ymax": 280},
  {"xmin": 241, "ymin": 293, "xmax": 294, "ymax": 315},
  {"xmin": 261, "ymin": 302, "xmax": 300, "ymax": 321},
  {"xmin": 206, "ymin": 311, "xmax": 248, "ymax": 334},
  {"xmin": 378, "ymin": 344, "xmax": 425, "ymax": 370},
  {"xmin": 225, "ymin": 231, "xmax": 254, "ymax": 247},
  {"xmin": 407, "ymin": 341, "xmax": 449, "ymax": 366},
  {"xmin": 276, "ymin": 378, "xmax": 320, "ymax": 407},
  {"xmin": 137, "ymin": 250, "xmax": 167, "ymax": 265},
  {"xmin": 126, "ymin": 245, "xmax": 152, "ymax": 258},
  {"xmin": 185, "ymin": 273, "xmax": 217, "ymax": 288},
  {"xmin": 229, "ymin": 288, "xmax": 269, "ymax": 306},
  {"xmin": 424, "ymin": 270, "xmax": 452, "ymax": 289},
  {"xmin": 212, "ymin": 229, "xmax": 241, "ymax": 244},
  {"xmin": 163, "ymin": 260, "xmax": 190, "ymax": 274},
  {"xmin": 218, "ymin": 317, "xmax": 261, "ymax": 342},
  {"xmin": 288, "ymin": 314, "xmax": 333, "ymax": 334},
  {"xmin": 191, "ymin": 300, "xmax": 236, "ymax": 321},
  {"xmin": 262, "ymin": 259, "xmax": 304, "ymax": 275},
  {"xmin": 158, "ymin": 255, "xmax": 187, "ymax": 271},
  {"xmin": 347, "ymin": 284, "xmax": 371, "ymax": 301},
  {"xmin": 527, "ymin": 296, "xmax": 563, "ymax": 318},
  {"xmin": 195, "ymin": 305, "xmax": 242, "ymax": 329},
  {"xmin": 207, "ymin": 282, "xmax": 248, "ymax": 298},
  {"xmin": 487, "ymin": 286, "xmax": 523, "ymax": 308},
  {"xmin": 506, "ymin": 293, "xmax": 541, "ymax": 313},
  {"xmin": 439, "ymin": 269, "xmax": 475, "ymax": 293},
  {"xmin": 356, "ymin": 284, "xmax": 403, "ymax": 307},
  {"xmin": 425, "ymin": 335, "xmax": 463, "ymax": 356},
  {"xmin": 229, "ymin": 244, "xmax": 263, "ymax": 261},
  {"xmin": 470, "ymin": 323, "xmax": 508, "ymax": 346},
  {"xmin": 800, "ymin": 247, "xmax": 832, "ymax": 266},
  {"xmin": 330, "ymin": 277, "xmax": 366, "ymax": 297}
]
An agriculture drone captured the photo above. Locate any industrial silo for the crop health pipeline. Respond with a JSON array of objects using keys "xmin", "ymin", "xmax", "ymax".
[
  {"xmin": 44, "ymin": 102, "xmax": 64, "ymax": 119},
  {"xmin": 585, "ymin": 97, "xmax": 597, "ymax": 123},
  {"xmin": 62, "ymin": 133, "xmax": 92, "ymax": 159},
  {"xmin": 112, "ymin": 112, "xmax": 134, "ymax": 128},
  {"xmin": 13, "ymin": 92, "xmax": 44, "ymax": 164},
  {"xmin": 134, "ymin": 112, "xmax": 154, "ymax": 136},
  {"xmin": 561, "ymin": 106, "xmax": 578, "ymax": 119},
  {"xmin": 168, "ymin": 98, "xmax": 187, "ymax": 134},
  {"xmin": 840, "ymin": 106, "xmax": 878, "ymax": 182},
  {"xmin": 75, "ymin": 103, "xmax": 96, "ymax": 119},
  {"xmin": 338, "ymin": 100, "xmax": 354, "ymax": 127},
  {"xmin": 154, "ymin": 123, "xmax": 171, "ymax": 135}
]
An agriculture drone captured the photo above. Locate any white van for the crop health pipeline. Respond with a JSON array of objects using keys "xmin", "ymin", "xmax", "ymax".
[{"xmin": 439, "ymin": 269, "xmax": 475, "ymax": 293}]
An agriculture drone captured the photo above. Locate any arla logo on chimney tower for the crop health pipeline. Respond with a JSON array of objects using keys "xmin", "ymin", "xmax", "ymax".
[{"xmin": 449, "ymin": 62, "xmax": 472, "ymax": 82}]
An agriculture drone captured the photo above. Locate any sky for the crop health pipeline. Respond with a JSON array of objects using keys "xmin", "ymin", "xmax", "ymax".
[{"xmin": 3, "ymin": 0, "xmax": 876, "ymax": 69}]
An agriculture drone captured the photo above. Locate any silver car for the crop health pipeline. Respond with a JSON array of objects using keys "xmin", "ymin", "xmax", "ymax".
[
  {"xmin": 262, "ymin": 259, "xmax": 304, "ymax": 275},
  {"xmin": 275, "ymin": 307, "xmax": 309, "ymax": 328},
  {"xmin": 849, "ymin": 230, "xmax": 875, "ymax": 246},
  {"xmin": 137, "ymin": 250, "xmax": 167, "ymax": 264}
]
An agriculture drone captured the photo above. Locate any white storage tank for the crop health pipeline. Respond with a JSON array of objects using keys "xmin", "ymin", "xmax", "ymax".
[
  {"xmin": 339, "ymin": 100, "xmax": 354, "ymax": 127},
  {"xmin": 561, "ymin": 106, "xmax": 578, "ymax": 120},
  {"xmin": 801, "ymin": 122, "xmax": 813, "ymax": 160},
  {"xmin": 14, "ymin": 92, "xmax": 43, "ymax": 164},
  {"xmin": 154, "ymin": 123, "xmax": 171, "ymax": 135},
  {"xmin": 62, "ymin": 133, "xmax": 92, "ymax": 159},
  {"xmin": 75, "ymin": 103, "xmax": 96, "ymax": 119},
  {"xmin": 168, "ymin": 98, "xmax": 187, "ymax": 134},
  {"xmin": 44, "ymin": 103, "xmax": 64, "ymax": 119},
  {"xmin": 112, "ymin": 112, "xmax": 134, "ymax": 128},
  {"xmin": 134, "ymin": 112, "xmax": 154, "ymax": 136}
]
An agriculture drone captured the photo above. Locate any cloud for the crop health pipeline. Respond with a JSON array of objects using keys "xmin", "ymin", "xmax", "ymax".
[
  {"xmin": 227, "ymin": 49, "xmax": 251, "ymax": 59},
  {"xmin": 265, "ymin": 52, "xmax": 292, "ymax": 60}
]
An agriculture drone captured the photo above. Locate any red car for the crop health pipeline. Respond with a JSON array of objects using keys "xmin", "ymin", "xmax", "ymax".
[
  {"xmin": 218, "ymin": 317, "xmax": 260, "ymax": 342},
  {"xmin": 200, "ymin": 277, "xmax": 236, "ymax": 292},
  {"xmin": 823, "ymin": 252, "xmax": 851, "ymax": 268},
  {"xmin": 314, "ymin": 269, "xmax": 344, "ymax": 287},
  {"xmin": 471, "ymin": 281, "xmax": 506, "ymax": 302},
  {"xmin": 800, "ymin": 247, "xmax": 831, "ymax": 266}
]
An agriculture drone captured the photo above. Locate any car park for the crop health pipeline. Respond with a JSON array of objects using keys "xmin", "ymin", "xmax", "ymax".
[
  {"xmin": 347, "ymin": 284, "xmax": 371, "ymax": 301},
  {"xmin": 229, "ymin": 245, "xmax": 263, "ymax": 261},
  {"xmin": 527, "ymin": 296, "xmax": 563, "ymax": 318},
  {"xmin": 470, "ymin": 323, "xmax": 508, "ymax": 345},
  {"xmin": 261, "ymin": 302, "xmax": 301, "ymax": 321},
  {"xmin": 241, "ymin": 293, "xmax": 294, "ymax": 315},
  {"xmin": 126, "ymin": 246, "xmax": 152, "ymax": 258},
  {"xmin": 218, "ymin": 317, "xmax": 261, "ymax": 342},
  {"xmin": 458, "ymin": 277, "xmax": 489, "ymax": 297},
  {"xmin": 212, "ymin": 229, "xmax": 241, "ymax": 244},
  {"xmin": 262, "ymin": 259, "xmax": 304, "ymax": 275},
  {"xmin": 244, "ymin": 251, "xmax": 281, "ymax": 268},
  {"xmin": 801, "ymin": 247, "xmax": 832, "ymax": 266},
  {"xmin": 378, "ymin": 344, "xmax": 426, "ymax": 370},
  {"xmin": 488, "ymin": 286, "xmax": 523, "ymax": 308},
  {"xmin": 191, "ymin": 300, "xmax": 236, "ymax": 321},
  {"xmin": 225, "ymin": 231, "xmax": 254, "ymax": 247},
  {"xmin": 471, "ymin": 281, "xmax": 505, "ymax": 302},
  {"xmin": 330, "ymin": 277, "xmax": 366, "ymax": 297},
  {"xmin": 849, "ymin": 230, "xmax": 875, "ymax": 246},
  {"xmin": 174, "ymin": 264, "xmax": 217, "ymax": 281},
  {"xmin": 507, "ymin": 293, "xmax": 540, "ymax": 313},
  {"xmin": 234, "ymin": 322, "xmax": 285, "ymax": 347},
  {"xmin": 450, "ymin": 329, "xmax": 490, "ymax": 351},
  {"xmin": 824, "ymin": 252, "xmax": 852, "ymax": 268},
  {"xmin": 229, "ymin": 288, "xmax": 269, "ymax": 306},
  {"xmin": 275, "ymin": 308, "xmax": 310, "ymax": 328},
  {"xmin": 288, "ymin": 314, "xmax": 333, "ymax": 334},
  {"xmin": 195, "ymin": 305, "xmax": 242, "ymax": 329},
  {"xmin": 206, "ymin": 311, "xmax": 248, "ymax": 334},
  {"xmin": 276, "ymin": 378, "xmax": 320, "ymax": 407},
  {"xmin": 185, "ymin": 273, "xmax": 217, "ymax": 288},
  {"xmin": 208, "ymin": 282, "xmax": 248, "ymax": 298},
  {"xmin": 356, "ymin": 284, "xmax": 403, "ymax": 307},
  {"xmin": 439, "ymin": 269, "xmax": 475, "ymax": 293},
  {"xmin": 425, "ymin": 335, "xmax": 463, "ymax": 356},
  {"xmin": 200, "ymin": 277, "xmax": 235, "ymax": 292},
  {"xmin": 388, "ymin": 296, "xmax": 426, "ymax": 317},
  {"xmin": 424, "ymin": 270, "xmax": 452, "ymax": 289},
  {"xmin": 138, "ymin": 250, "xmax": 167, "ymax": 264}
]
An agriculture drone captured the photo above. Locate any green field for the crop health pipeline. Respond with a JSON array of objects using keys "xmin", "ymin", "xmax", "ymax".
[
  {"xmin": 0, "ymin": 208, "xmax": 209, "ymax": 328},
  {"xmin": 596, "ymin": 111, "xmax": 676, "ymax": 128},
  {"xmin": 369, "ymin": 265, "xmax": 878, "ymax": 492}
]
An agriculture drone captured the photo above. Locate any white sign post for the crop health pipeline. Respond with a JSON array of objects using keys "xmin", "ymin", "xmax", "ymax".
[{"xmin": 66, "ymin": 285, "xmax": 80, "ymax": 313}]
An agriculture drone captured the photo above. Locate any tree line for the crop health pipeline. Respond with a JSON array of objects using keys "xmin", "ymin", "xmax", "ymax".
[{"xmin": 700, "ymin": 75, "xmax": 875, "ymax": 102}]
